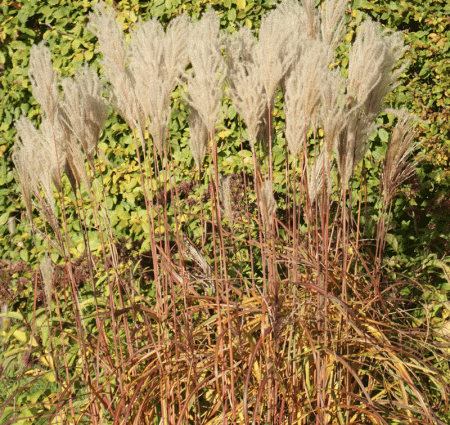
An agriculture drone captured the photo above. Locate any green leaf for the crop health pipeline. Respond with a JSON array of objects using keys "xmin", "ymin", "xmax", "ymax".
[
  {"xmin": 20, "ymin": 249, "xmax": 28, "ymax": 262},
  {"xmin": 227, "ymin": 105, "xmax": 237, "ymax": 120},
  {"xmin": 379, "ymin": 128, "xmax": 389, "ymax": 143},
  {"xmin": 0, "ymin": 311, "xmax": 24, "ymax": 320},
  {"xmin": 228, "ymin": 8, "xmax": 236, "ymax": 21},
  {"xmin": 0, "ymin": 212, "xmax": 9, "ymax": 226},
  {"xmin": 29, "ymin": 388, "xmax": 45, "ymax": 404},
  {"xmin": 386, "ymin": 233, "xmax": 399, "ymax": 252}
]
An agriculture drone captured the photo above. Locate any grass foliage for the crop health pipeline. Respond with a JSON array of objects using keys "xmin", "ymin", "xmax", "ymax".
[{"xmin": 1, "ymin": 0, "xmax": 450, "ymax": 424}]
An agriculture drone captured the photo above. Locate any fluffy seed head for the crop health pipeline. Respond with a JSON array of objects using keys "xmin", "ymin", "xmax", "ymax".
[
  {"xmin": 181, "ymin": 8, "xmax": 226, "ymax": 136},
  {"xmin": 284, "ymin": 40, "xmax": 330, "ymax": 157},
  {"xmin": 41, "ymin": 253, "xmax": 54, "ymax": 306},
  {"xmin": 382, "ymin": 108, "xmax": 424, "ymax": 203},
  {"xmin": 259, "ymin": 179, "xmax": 276, "ymax": 233},
  {"xmin": 87, "ymin": 2, "xmax": 145, "ymax": 139},
  {"xmin": 225, "ymin": 27, "xmax": 265, "ymax": 148},
  {"xmin": 129, "ymin": 13, "xmax": 190, "ymax": 154},
  {"xmin": 187, "ymin": 105, "xmax": 208, "ymax": 172},
  {"xmin": 61, "ymin": 64, "xmax": 109, "ymax": 166},
  {"xmin": 219, "ymin": 174, "xmax": 233, "ymax": 225},
  {"xmin": 28, "ymin": 41, "xmax": 59, "ymax": 125}
]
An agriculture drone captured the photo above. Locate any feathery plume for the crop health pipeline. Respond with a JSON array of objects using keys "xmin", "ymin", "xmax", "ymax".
[
  {"xmin": 332, "ymin": 18, "xmax": 408, "ymax": 188},
  {"xmin": 253, "ymin": 4, "xmax": 298, "ymax": 107},
  {"xmin": 129, "ymin": 13, "xmax": 190, "ymax": 154},
  {"xmin": 259, "ymin": 179, "xmax": 276, "ymax": 233},
  {"xmin": 219, "ymin": 174, "xmax": 233, "ymax": 225},
  {"xmin": 41, "ymin": 253, "xmax": 54, "ymax": 306},
  {"xmin": 87, "ymin": 2, "xmax": 146, "ymax": 141},
  {"xmin": 28, "ymin": 41, "xmax": 59, "ymax": 125},
  {"xmin": 301, "ymin": 0, "xmax": 319, "ymax": 39},
  {"xmin": 347, "ymin": 17, "xmax": 409, "ymax": 120},
  {"xmin": 284, "ymin": 40, "xmax": 330, "ymax": 157},
  {"xmin": 320, "ymin": 68, "xmax": 348, "ymax": 156},
  {"xmin": 319, "ymin": 0, "xmax": 349, "ymax": 53},
  {"xmin": 187, "ymin": 105, "xmax": 208, "ymax": 171},
  {"xmin": 381, "ymin": 108, "xmax": 424, "ymax": 204},
  {"xmin": 60, "ymin": 64, "xmax": 109, "ymax": 167},
  {"xmin": 225, "ymin": 26, "xmax": 265, "ymax": 149},
  {"xmin": 307, "ymin": 150, "xmax": 333, "ymax": 204},
  {"xmin": 181, "ymin": 8, "xmax": 226, "ymax": 136},
  {"xmin": 335, "ymin": 107, "xmax": 377, "ymax": 189},
  {"xmin": 13, "ymin": 116, "xmax": 57, "ymax": 220}
]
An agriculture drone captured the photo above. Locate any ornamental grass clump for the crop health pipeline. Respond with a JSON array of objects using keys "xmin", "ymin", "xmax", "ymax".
[{"xmin": 6, "ymin": 1, "xmax": 450, "ymax": 424}]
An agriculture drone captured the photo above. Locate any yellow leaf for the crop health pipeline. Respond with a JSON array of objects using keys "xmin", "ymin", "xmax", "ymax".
[
  {"xmin": 84, "ymin": 50, "xmax": 94, "ymax": 61},
  {"xmin": 44, "ymin": 370, "xmax": 56, "ymax": 383},
  {"xmin": 40, "ymin": 354, "xmax": 54, "ymax": 368},
  {"xmin": 236, "ymin": 0, "xmax": 246, "ymax": 9},
  {"xmin": 13, "ymin": 329, "xmax": 28, "ymax": 343},
  {"xmin": 243, "ymin": 156, "xmax": 252, "ymax": 166},
  {"xmin": 218, "ymin": 130, "xmax": 232, "ymax": 138},
  {"xmin": 245, "ymin": 18, "xmax": 252, "ymax": 29},
  {"xmin": 73, "ymin": 51, "xmax": 83, "ymax": 62}
]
